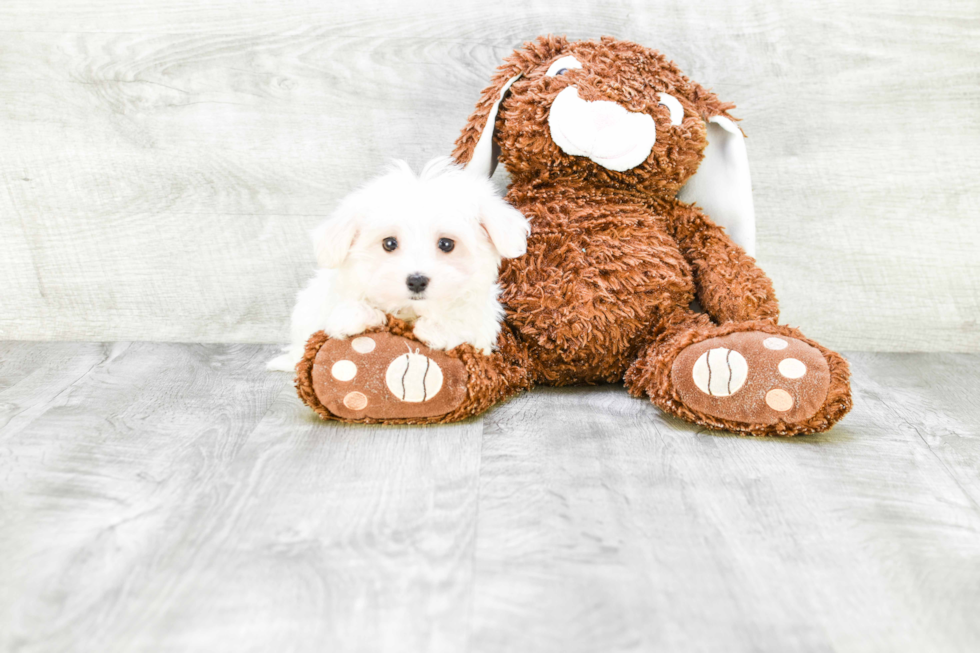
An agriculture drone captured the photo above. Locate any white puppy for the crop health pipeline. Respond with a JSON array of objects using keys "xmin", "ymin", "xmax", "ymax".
[{"xmin": 268, "ymin": 158, "xmax": 530, "ymax": 372}]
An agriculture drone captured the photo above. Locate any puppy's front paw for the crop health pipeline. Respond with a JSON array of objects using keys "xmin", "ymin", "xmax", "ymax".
[
  {"xmin": 361, "ymin": 307, "xmax": 388, "ymax": 330},
  {"xmin": 324, "ymin": 303, "xmax": 387, "ymax": 339},
  {"xmin": 267, "ymin": 349, "xmax": 301, "ymax": 372},
  {"xmin": 412, "ymin": 318, "xmax": 458, "ymax": 352}
]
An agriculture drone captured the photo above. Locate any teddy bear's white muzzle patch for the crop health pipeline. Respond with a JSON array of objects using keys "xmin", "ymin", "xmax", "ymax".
[{"xmin": 548, "ymin": 86, "xmax": 656, "ymax": 172}]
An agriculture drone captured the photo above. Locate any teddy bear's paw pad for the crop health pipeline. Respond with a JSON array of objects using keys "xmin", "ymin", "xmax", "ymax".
[
  {"xmin": 671, "ymin": 332, "xmax": 830, "ymax": 426},
  {"xmin": 311, "ymin": 333, "xmax": 467, "ymax": 420}
]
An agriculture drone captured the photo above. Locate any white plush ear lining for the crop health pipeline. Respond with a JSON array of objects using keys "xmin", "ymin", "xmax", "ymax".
[
  {"xmin": 465, "ymin": 73, "xmax": 523, "ymax": 179},
  {"xmin": 311, "ymin": 204, "xmax": 359, "ymax": 269},
  {"xmin": 657, "ymin": 93, "xmax": 684, "ymax": 126},
  {"xmin": 677, "ymin": 116, "xmax": 756, "ymax": 257}
]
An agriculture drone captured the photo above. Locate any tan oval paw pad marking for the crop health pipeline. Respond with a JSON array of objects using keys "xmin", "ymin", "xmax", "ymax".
[
  {"xmin": 765, "ymin": 389, "xmax": 794, "ymax": 412},
  {"xmin": 343, "ymin": 391, "xmax": 368, "ymax": 411}
]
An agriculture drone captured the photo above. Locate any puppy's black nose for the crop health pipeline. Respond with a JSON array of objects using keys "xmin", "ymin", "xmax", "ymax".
[{"xmin": 406, "ymin": 274, "xmax": 429, "ymax": 294}]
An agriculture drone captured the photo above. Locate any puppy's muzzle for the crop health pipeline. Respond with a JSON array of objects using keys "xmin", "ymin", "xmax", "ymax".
[{"xmin": 406, "ymin": 273, "xmax": 429, "ymax": 295}]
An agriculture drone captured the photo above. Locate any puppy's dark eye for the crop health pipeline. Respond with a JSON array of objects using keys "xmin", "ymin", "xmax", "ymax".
[
  {"xmin": 438, "ymin": 238, "xmax": 455, "ymax": 253},
  {"xmin": 382, "ymin": 237, "xmax": 398, "ymax": 252},
  {"xmin": 555, "ymin": 68, "xmax": 568, "ymax": 76}
]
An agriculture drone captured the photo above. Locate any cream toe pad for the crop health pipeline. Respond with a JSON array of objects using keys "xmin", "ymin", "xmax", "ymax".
[
  {"xmin": 351, "ymin": 336, "xmax": 376, "ymax": 354},
  {"xmin": 765, "ymin": 389, "xmax": 794, "ymax": 411},
  {"xmin": 778, "ymin": 358, "xmax": 807, "ymax": 379},
  {"xmin": 331, "ymin": 360, "xmax": 357, "ymax": 382}
]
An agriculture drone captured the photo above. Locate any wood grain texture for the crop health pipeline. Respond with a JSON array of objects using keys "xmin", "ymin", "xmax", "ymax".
[
  {"xmin": 0, "ymin": 342, "xmax": 484, "ymax": 653},
  {"xmin": 1, "ymin": 1, "xmax": 978, "ymax": 350},
  {"xmin": 470, "ymin": 373, "xmax": 980, "ymax": 652},
  {"xmin": 2, "ymin": 343, "xmax": 980, "ymax": 651}
]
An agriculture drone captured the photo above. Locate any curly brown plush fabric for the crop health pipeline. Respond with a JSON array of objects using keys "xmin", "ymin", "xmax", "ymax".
[{"xmin": 297, "ymin": 35, "xmax": 852, "ymax": 436}]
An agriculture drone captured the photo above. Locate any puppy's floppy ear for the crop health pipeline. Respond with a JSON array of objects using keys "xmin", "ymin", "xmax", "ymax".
[
  {"xmin": 677, "ymin": 114, "xmax": 756, "ymax": 257},
  {"xmin": 453, "ymin": 35, "xmax": 569, "ymax": 177},
  {"xmin": 311, "ymin": 194, "xmax": 361, "ymax": 268},
  {"xmin": 479, "ymin": 194, "xmax": 530, "ymax": 259}
]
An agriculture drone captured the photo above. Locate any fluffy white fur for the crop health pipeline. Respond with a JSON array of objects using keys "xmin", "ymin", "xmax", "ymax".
[{"xmin": 268, "ymin": 157, "xmax": 530, "ymax": 372}]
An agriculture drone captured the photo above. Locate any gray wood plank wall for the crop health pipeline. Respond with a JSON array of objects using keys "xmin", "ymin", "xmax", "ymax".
[{"xmin": 1, "ymin": 1, "xmax": 978, "ymax": 351}]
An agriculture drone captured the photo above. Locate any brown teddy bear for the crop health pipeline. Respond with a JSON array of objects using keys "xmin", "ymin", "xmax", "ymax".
[{"xmin": 296, "ymin": 35, "xmax": 852, "ymax": 436}]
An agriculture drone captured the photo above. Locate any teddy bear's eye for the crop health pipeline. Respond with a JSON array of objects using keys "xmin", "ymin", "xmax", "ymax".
[
  {"xmin": 438, "ymin": 238, "xmax": 455, "ymax": 253},
  {"xmin": 382, "ymin": 237, "xmax": 398, "ymax": 252},
  {"xmin": 658, "ymin": 93, "xmax": 685, "ymax": 126},
  {"xmin": 546, "ymin": 56, "xmax": 583, "ymax": 77}
]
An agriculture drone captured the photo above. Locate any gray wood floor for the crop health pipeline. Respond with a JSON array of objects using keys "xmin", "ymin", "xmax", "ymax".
[{"xmin": 1, "ymin": 343, "xmax": 978, "ymax": 653}]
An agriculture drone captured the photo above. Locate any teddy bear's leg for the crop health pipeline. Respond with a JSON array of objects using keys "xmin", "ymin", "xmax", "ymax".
[
  {"xmin": 624, "ymin": 312, "xmax": 852, "ymax": 436},
  {"xmin": 295, "ymin": 318, "xmax": 532, "ymax": 425}
]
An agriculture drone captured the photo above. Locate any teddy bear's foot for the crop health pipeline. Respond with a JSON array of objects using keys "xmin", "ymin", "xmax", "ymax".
[
  {"xmin": 295, "ymin": 318, "xmax": 534, "ymax": 424},
  {"xmin": 308, "ymin": 333, "xmax": 468, "ymax": 420},
  {"xmin": 626, "ymin": 319, "xmax": 851, "ymax": 436},
  {"xmin": 671, "ymin": 331, "xmax": 831, "ymax": 427}
]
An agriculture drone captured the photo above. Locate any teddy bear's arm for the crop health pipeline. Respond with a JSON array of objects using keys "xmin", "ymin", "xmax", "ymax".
[{"xmin": 670, "ymin": 202, "xmax": 779, "ymax": 324}]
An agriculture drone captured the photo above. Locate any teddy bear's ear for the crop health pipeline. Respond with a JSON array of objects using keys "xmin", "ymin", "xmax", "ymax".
[
  {"xmin": 460, "ymin": 72, "xmax": 522, "ymax": 179},
  {"xmin": 454, "ymin": 35, "xmax": 569, "ymax": 177},
  {"xmin": 677, "ymin": 116, "xmax": 756, "ymax": 257},
  {"xmin": 452, "ymin": 62, "xmax": 526, "ymax": 178}
]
